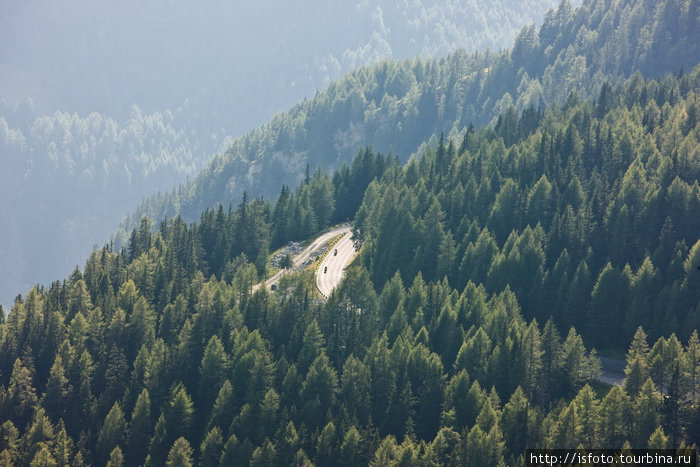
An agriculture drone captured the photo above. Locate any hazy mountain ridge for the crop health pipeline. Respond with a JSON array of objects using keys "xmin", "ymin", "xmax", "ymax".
[
  {"xmin": 1, "ymin": 0, "xmax": 563, "ymax": 307},
  {"xmin": 1, "ymin": 1, "xmax": 563, "ymax": 117},
  {"xmin": 0, "ymin": 105, "xmax": 220, "ymax": 307},
  {"xmin": 122, "ymin": 0, "xmax": 698, "ymax": 242}
]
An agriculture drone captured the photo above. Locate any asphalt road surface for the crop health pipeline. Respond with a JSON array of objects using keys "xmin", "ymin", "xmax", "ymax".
[
  {"xmin": 316, "ymin": 230, "xmax": 356, "ymax": 298},
  {"xmin": 598, "ymin": 357, "xmax": 625, "ymax": 386},
  {"xmin": 255, "ymin": 225, "xmax": 352, "ymax": 292},
  {"xmin": 598, "ymin": 369, "xmax": 625, "ymax": 386}
]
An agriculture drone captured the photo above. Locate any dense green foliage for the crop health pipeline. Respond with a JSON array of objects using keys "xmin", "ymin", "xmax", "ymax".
[
  {"xmin": 2, "ymin": 0, "xmax": 699, "ymax": 465},
  {"xmin": 2, "ymin": 67, "xmax": 700, "ymax": 464},
  {"xmin": 354, "ymin": 67, "xmax": 700, "ymax": 349}
]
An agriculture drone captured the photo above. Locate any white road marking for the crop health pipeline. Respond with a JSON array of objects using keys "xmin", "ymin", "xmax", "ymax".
[{"xmin": 316, "ymin": 231, "xmax": 356, "ymax": 298}]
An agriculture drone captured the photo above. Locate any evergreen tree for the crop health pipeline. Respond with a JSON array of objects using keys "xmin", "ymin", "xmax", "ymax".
[
  {"xmin": 106, "ymin": 446, "xmax": 124, "ymax": 467},
  {"xmin": 165, "ymin": 384, "xmax": 194, "ymax": 447},
  {"xmin": 96, "ymin": 402, "xmax": 126, "ymax": 466},
  {"xmin": 127, "ymin": 389, "xmax": 152, "ymax": 466},
  {"xmin": 41, "ymin": 355, "xmax": 69, "ymax": 423},
  {"xmin": 250, "ymin": 438, "xmax": 277, "ymax": 467},
  {"xmin": 199, "ymin": 427, "xmax": 223, "ymax": 467},
  {"xmin": 315, "ymin": 421, "xmax": 337, "ymax": 467},
  {"xmin": 632, "ymin": 378, "xmax": 662, "ymax": 447},
  {"xmin": 198, "ymin": 335, "xmax": 229, "ymax": 410},
  {"xmin": 6, "ymin": 358, "xmax": 38, "ymax": 429},
  {"xmin": 165, "ymin": 437, "xmax": 193, "ymax": 467},
  {"xmin": 300, "ymin": 354, "xmax": 338, "ymax": 430},
  {"xmin": 277, "ymin": 422, "xmax": 300, "ymax": 466},
  {"xmin": 338, "ymin": 425, "xmax": 363, "ymax": 467}
]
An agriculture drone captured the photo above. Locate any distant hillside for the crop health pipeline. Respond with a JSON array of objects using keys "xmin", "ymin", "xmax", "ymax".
[
  {"xmin": 1, "ymin": 0, "xmax": 562, "ymax": 120},
  {"xmin": 0, "ymin": 0, "xmax": 563, "ymax": 307},
  {"xmin": 122, "ymin": 0, "xmax": 699, "ymax": 240}
]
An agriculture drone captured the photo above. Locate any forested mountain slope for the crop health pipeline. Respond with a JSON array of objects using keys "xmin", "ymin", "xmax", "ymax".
[
  {"xmin": 123, "ymin": 0, "xmax": 700, "ymax": 238},
  {"xmin": 1, "ymin": 67, "xmax": 699, "ymax": 465},
  {"xmin": 353, "ymin": 67, "xmax": 700, "ymax": 349},
  {"xmin": 1, "ymin": 0, "xmax": 562, "ymax": 308},
  {"xmin": 1, "ymin": 0, "xmax": 700, "ymax": 464}
]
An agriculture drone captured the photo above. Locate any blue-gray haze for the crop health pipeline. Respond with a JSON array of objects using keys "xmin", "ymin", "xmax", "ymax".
[{"xmin": 0, "ymin": 0, "xmax": 560, "ymax": 308}]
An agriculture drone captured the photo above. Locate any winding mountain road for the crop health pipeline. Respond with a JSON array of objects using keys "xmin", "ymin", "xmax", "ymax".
[
  {"xmin": 316, "ymin": 230, "xmax": 356, "ymax": 298},
  {"xmin": 256, "ymin": 225, "xmax": 352, "ymax": 292}
]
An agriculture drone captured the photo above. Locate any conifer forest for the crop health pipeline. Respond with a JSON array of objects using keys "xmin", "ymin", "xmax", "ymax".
[{"xmin": 1, "ymin": 0, "xmax": 700, "ymax": 465}]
